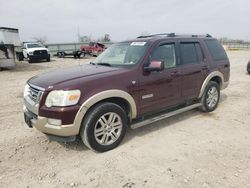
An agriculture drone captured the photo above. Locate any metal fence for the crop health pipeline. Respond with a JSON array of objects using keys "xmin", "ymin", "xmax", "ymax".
[
  {"xmin": 45, "ymin": 41, "xmax": 250, "ymax": 55},
  {"xmin": 222, "ymin": 42, "xmax": 250, "ymax": 51},
  {"xmin": 46, "ymin": 42, "xmax": 113, "ymax": 55}
]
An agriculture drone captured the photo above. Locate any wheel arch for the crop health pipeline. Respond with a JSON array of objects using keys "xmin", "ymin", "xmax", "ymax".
[
  {"xmin": 198, "ymin": 71, "xmax": 224, "ymax": 98},
  {"xmin": 73, "ymin": 89, "xmax": 137, "ymax": 134}
]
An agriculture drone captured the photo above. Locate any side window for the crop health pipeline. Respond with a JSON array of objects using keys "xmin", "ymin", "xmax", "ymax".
[
  {"xmin": 151, "ymin": 44, "xmax": 176, "ymax": 69},
  {"xmin": 205, "ymin": 40, "xmax": 228, "ymax": 61},
  {"xmin": 195, "ymin": 43, "xmax": 204, "ymax": 62},
  {"xmin": 180, "ymin": 42, "xmax": 203, "ymax": 65}
]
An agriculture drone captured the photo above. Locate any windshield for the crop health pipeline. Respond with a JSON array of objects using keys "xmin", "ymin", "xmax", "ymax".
[
  {"xmin": 93, "ymin": 42, "xmax": 147, "ymax": 67},
  {"xmin": 26, "ymin": 43, "xmax": 44, "ymax": 48}
]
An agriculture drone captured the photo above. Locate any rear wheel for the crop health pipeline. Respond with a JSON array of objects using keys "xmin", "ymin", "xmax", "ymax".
[
  {"xmin": 58, "ymin": 52, "xmax": 65, "ymax": 58},
  {"xmin": 200, "ymin": 81, "xmax": 220, "ymax": 112},
  {"xmin": 46, "ymin": 57, "xmax": 50, "ymax": 62},
  {"xmin": 80, "ymin": 102, "xmax": 127, "ymax": 152}
]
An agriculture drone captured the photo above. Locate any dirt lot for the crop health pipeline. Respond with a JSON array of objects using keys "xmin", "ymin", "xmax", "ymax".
[{"xmin": 0, "ymin": 51, "xmax": 250, "ymax": 188}]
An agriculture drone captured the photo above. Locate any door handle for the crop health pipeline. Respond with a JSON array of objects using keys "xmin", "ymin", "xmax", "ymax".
[
  {"xmin": 201, "ymin": 65, "xmax": 208, "ymax": 71},
  {"xmin": 170, "ymin": 71, "xmax": 180, "ymax": 77}
]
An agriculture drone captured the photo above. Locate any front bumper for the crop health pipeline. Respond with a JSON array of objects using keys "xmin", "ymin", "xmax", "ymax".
[
  {"xmin": 29, "ymin": 54, "xmax": 50, "ymax": 60},
  {"xmin": 24, "ymin": 107, "xmax": 78, "ymax": 136},
  {"xmin": 23, "ymin": 95, "xmax": 79, "ymax": 137}
]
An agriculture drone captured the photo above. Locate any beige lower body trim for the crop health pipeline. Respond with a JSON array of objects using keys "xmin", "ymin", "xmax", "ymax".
[
  {"xmin": 73, "ymin": 89, "xmax": 137, "ymax": 135},
  {"xmin": 31, "ymin": 116, "xmax": 78, "ymax": 136},
  {"xmin": 198, "ymin": 71, "xmax": 227, "ymax": 98},
  {"xmin": 221, "ymin": 81, "xmax": 229, "ymax": 90}
]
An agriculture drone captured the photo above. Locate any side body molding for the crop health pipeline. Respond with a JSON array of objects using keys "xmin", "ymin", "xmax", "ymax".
[
  {"xmin": 73, "ymin": 89, "xmax": 137, "ymax": 134},
  {"xmin": 198, "ymin": 71, "xmax": 227, "ymax": 98}
]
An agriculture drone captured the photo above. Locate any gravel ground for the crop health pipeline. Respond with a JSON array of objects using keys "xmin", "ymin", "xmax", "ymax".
[{"xmin": 0, "ymin": 51, "xmax": 250, "ymax": 188}]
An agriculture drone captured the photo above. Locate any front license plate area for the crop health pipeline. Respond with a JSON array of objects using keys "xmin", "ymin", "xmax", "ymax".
[{"xmin": 24, "ymin": 112, "xmax": 33, "ymax": 128}]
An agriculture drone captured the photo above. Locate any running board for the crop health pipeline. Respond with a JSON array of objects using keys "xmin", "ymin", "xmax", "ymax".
[{"xmin": 131, "ymin": 103, "xmax": 202, "ymax": 129}]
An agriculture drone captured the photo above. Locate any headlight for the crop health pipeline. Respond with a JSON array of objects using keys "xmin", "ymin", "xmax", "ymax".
[
  {"xmin": 45, "ymin": 90, "xmax": 81, "ymax": 107},
  {"xmin": 24, "ymin": 84, "xmax": 29, "ymax": 97},
  {"xmin": 28, "ymin": 51, "xmax": 33, "ymax": 55}
]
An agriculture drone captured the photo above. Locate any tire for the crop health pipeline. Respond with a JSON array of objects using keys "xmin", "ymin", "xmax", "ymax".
[
  {"xmin": 58, "ymin": 52, "xmax": 65, "ymax": 58},
  {"xmin": 199, "ymin": 81, "xmax": 220, "ymax": 112},
  {"xmin": 46, "ymin": 57, "xmax": 50, "ymax": 62},
  {"xmin": 247, "ymin": 62, "xmax": 250, "ymax": 74},
  {"xmin": 80, "ymin": 102, "xmax": 127, "ymax": 152},
  {"xmin": 17, "ymin": 53, "xmax": 24, "ymax": 61},
  {"xmin": 28, "ymin": 59, "xmax": 33, "ymax": 63}
]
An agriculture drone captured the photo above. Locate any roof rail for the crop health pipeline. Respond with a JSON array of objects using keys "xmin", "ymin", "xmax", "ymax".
[
  {"xmin": 137, "ymin": 33, "xmax": 212, "ymax": 38},
  {"xmin": 137, "ymin": 33, "xmax": 175, "ymax": 38}
]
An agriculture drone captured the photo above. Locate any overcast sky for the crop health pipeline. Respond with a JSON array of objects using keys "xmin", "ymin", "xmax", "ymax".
[{"xmin": 1, "ymin": 0, "xmax": 249, "ymax": 43}]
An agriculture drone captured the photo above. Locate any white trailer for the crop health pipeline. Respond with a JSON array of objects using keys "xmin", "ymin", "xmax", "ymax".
[{"xmin": 0, "ymin": 27, "xmax": 21, "ymax": 68}]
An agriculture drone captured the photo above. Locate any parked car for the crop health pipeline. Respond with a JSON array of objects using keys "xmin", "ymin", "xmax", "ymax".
[
  {"xmin": 23, "ymin": 33, "xmax": 230, "ymax": 152},
  {"xmin": 56, "ymin": 50, "xmax": 84, "ymax": 59},
  {"xmin": 247, "ymin": 61, "xmax": 250, "ymax": 74},
  {"xmin": 80, "ymin": 42, "xmax": 106, "ymax": 56},
  {"xmin": 18, "ymin": 42, "xmax": 50, "ymax": 63},
  {"xmin": 0, "ymin": 27, "xmax": 21, "ymax": 69}
]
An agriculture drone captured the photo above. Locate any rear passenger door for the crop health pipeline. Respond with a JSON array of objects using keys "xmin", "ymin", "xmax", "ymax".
[{"xmin": 178, "ymin": 41, "xmax": 209, "ymax": 100}]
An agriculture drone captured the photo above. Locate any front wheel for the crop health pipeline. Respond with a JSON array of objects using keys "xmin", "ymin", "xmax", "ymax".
[
  {"xmin": 200, "ymin": 81, "xmax": 220, "ymax": 112},
  {"xmin": 80, "ymin": 102, "xmax": 127, "ymax": 152}
]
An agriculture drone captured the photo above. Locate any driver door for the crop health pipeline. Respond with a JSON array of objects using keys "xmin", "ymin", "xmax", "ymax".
[{"xmin": 139, "ymin": 42, "xmax": 182, "ymax": 115}]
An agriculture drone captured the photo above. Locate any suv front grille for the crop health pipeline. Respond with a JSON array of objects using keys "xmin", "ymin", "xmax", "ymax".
[
  {"xmin": 33, "ymin": 50, "xmax": 47, "ymax": 55},
  {"xmin": 28, "ymin": 85, "xmax": 43, "ymax": 103}
]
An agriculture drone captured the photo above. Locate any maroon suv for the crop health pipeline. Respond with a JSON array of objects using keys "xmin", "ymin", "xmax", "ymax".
[{"xmin": 24, "ymin": 33, "xmax": 230, "ymax": 152}]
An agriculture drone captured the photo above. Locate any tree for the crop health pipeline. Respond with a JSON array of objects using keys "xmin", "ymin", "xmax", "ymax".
[
  {"xmin": 97, "ymin": 34, "xmax": 111, "ymax": 42},
  {"xmin": 79, "ymin": 35, "xmax": 91, "ymax": 42},
  {"xmin": 33, "ymin": 36, "xmax": 48, "ymax": 44},
  {"xmin": 103, "ymin": 34, "xmax": 111, "ymax": 42}
]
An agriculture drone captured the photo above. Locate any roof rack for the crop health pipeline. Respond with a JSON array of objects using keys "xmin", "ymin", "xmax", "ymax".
[
  {"xmin": 137, "ymin": 33, "xmax": 175, "ymax": 38},
  {"xmin": 137, "ymin": 33, "xmax": 212, "ymax": 38}
]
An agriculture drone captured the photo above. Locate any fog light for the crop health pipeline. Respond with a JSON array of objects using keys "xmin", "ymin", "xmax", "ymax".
[{"xmin": 48, "ymin": 118, "xmax": 62, "ymax": 126}]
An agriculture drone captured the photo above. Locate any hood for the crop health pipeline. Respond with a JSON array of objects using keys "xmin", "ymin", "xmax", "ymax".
[
  {"xmin": 28, "ymin": 64, "xmax": 122, "ymax": 90},
  {"xmin": 27, "ymin": 47, "xmax": 48, "ymax": 52}
]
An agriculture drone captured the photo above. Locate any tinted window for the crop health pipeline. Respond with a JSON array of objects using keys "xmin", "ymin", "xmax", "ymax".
[
  {"xmin": 180, "ymin": 43, "xmax": 203, "ymax": 65},
  {"xmin": 94, "ymin": 42, "xmax": 147, "ymax": 67},
  {"xmin": 205, "ymin": 40, "xmax": 228, "ymax": 61},
  {"xmin": 195, "ymin": 43, "xmax": 204, "ymax": 62},
  {"xmin": 151, "ymin": 44, "xmax": 176, "ymax": 68}
]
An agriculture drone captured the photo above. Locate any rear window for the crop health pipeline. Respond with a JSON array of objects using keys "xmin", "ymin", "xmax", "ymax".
[
  {"xmin": 205, "ymin": 40, "xmax": 228, "ymax": 61},
  {"xmin": 180, "ymin": 42, "xmax": 204, "ymax": 65}
]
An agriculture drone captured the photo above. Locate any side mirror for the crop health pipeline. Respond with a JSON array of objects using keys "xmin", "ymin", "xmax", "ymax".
[{"xmin": 144, "ymin": 61, "xmax": 164, "ymax": 72}]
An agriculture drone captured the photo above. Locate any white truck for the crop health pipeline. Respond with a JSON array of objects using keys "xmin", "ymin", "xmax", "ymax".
[
  {"xmin": 0, "ymin": 27, "xmax": 21, "ymax": 69},
  {"xmin": 19, "ymin": 42, "xmax": 50, "ymax": 63}
]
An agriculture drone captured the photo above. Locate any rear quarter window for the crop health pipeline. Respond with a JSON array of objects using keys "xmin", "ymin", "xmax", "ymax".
[{"xmin": 205, "ymin": 40, "xmax": 228, "ymax": 61}]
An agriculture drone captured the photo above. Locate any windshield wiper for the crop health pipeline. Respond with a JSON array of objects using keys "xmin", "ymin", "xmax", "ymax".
[{"xmin": 96, "ymin": 62, "xmax": 112, "ymax": 67}]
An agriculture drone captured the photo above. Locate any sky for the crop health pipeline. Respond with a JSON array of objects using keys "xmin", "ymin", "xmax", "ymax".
[{"xmin": 0, "ymin": 0, "xmax": 249, "ymax": 43}]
